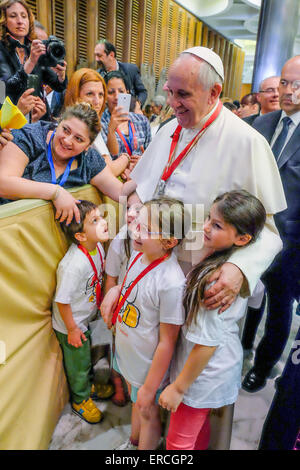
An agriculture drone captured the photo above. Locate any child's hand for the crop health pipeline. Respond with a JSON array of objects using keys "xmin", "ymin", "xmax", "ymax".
[
  {"xmin": 158, "ymin": 384, "xmax": 184, "ymax": 413},
  {"xmin": 68, "ymin": 327, "xmax": 87, "ymax": 348},
  {"xmin": 100, "ymin": 285, "xmax": 122, "ymax": 328},
  {"xmin": 136, "ymin": 385, "xmax": 156, "ymax": 418}
]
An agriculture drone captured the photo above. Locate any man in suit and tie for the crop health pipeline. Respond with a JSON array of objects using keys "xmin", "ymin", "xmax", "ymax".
[
  {"xmin": 94, "ymin": 40, "xmax": 147, "ymax": 107},
  {"xmin": 242, "ymin": 55, "xmax": 300, "ymax": 392},
  {"xmin": 243, "ymin": 76, "xmax": 280, "ymax": 125}
]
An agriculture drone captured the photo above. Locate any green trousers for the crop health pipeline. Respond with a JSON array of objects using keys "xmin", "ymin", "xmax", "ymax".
[{"xmin": 55, "ymin": 329, "xmax": 92, "ymax": 404}]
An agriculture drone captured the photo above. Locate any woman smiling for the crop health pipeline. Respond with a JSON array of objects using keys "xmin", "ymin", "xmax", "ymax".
[
  {"xmin": 64, "ymin": 68, "xmax": 130, "ymax": 177},
  {"xmin": 0, "ymin": 102, "xmax": 136, "ymax": 224},
  {"xmin": 0, "ymin": 0, "xmax": 67, "ymax": 120}
]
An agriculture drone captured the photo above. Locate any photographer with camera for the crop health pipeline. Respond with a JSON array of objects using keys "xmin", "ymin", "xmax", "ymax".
[{"xmin": 0, "ymin": 0, "xmax": 67, "ymax": 121}]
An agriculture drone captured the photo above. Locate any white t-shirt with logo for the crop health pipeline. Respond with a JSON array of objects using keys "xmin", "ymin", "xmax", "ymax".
[
  {"xmin": 52, "ymin": 243, "xmax": 105, "ymax": 334},
  {"xmin": 115, "ymin": 250, "xmax": 186, "ymax": 388},
  {"xmin": 170, "ymin": 293, "xmax": 248, "ymax": 409}
]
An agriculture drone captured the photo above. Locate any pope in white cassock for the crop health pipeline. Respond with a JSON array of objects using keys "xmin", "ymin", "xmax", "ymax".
[{"xmin": 131, "ymin": 46, "xmax": 286, "ymax": 313}]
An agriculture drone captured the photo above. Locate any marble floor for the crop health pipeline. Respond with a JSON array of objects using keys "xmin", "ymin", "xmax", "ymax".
[{"xmin": 49, "ymin": 305, "xmax": 300, "ymax": 451}]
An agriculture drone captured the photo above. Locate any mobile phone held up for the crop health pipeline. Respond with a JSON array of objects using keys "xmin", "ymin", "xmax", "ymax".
[
  {"xmin": 117, "ymin": 93, "xmax": 131, "ymax": 114},
  {"xmin": 27, "ymin": 74, "xmax": 40, "ymax": 97}
]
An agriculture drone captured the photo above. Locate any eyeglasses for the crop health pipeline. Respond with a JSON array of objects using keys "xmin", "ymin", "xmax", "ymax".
[
  {"xmin": 259, "ymin": 88, "xmax": 279, "ymax": 94},
  {"xmin": 279, "ymin": 79, "xmax": 300, "ymax": 90}
]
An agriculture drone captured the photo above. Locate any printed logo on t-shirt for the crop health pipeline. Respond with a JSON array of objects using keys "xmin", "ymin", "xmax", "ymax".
[
  {"xmin": 118, "ymin": 282, "xmax": 140, "ymax": 328},
  {"xmin": 85, "ymin": 273, "xmax": 103, "ymax": 304}
]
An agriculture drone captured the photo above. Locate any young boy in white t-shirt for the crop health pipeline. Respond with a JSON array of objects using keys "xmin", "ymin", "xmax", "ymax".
[{"xmin": 52, "ymin": 200, "xmax": 111, "ymax": 424}]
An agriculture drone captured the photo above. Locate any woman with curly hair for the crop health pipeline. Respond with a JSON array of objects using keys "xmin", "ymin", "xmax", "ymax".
[{"xmin": 0, "ymin": 0, "xmax": 67, "ymax": 120}]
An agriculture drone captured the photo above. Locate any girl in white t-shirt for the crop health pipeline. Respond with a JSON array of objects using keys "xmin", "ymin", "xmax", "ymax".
[
  {"xmin": 159, "ymin": 190, "xmax": 267, "ymax": 450},
  {"xmin": 102, "ymin": 197, "xmax": 190, "ymax": 450},
  {"xmin": 105, "ymin": 190, "xmax": 142, "ymax": 406}
]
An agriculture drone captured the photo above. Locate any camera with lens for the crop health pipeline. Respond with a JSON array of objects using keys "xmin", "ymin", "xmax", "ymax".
[{"xmin": 38, "ymin": 35, "xmax": 66, "ymax": 68}]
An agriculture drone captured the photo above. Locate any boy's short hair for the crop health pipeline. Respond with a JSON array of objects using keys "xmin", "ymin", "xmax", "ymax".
[{"xmin": 60, "ymin": 200, "xmax": 98, "ymax": 245}]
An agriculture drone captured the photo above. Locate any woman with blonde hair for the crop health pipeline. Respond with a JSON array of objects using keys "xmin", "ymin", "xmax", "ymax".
[
  {"xmin": 64, "ymin": 68, "xmax": 130, "ymax": 177},
  {"xmin": 0, "ymin": 0, "xmax": 67, "ymax": 120}
]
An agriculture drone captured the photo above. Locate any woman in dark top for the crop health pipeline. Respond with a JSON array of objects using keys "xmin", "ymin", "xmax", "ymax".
[
  {"xmin": 0, "ymin": 102, "xmax": 136, "ymax": 224},
  {"xmin": 0, "ymin": 0, "xmax": 67, "ymax": 119}
]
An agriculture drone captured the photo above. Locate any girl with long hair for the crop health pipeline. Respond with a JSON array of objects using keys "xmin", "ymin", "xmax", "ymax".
[{"xmin": 159, "ymin": 190, "xmax": 266, "ymax": 450}]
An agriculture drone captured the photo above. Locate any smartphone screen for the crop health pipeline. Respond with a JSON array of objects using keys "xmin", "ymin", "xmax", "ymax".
[
  {"xmin": 117, "ymin": 93, "xmax": 131, "ymax": 113},
  {"xmin": 0, "ymin": 80, "xmax": 5, "ymax": 104},
  {"xmin": 27, "ymin": 74, "xmax": 40, "ymax": 97}
]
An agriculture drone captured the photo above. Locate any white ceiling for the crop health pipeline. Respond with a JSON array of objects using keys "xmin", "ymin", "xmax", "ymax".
[
  {"xmin": 175, "ymin": 0, "xmax": 260, "ymax": 41},
  {"xmin": 175, "ymin": 0, "xmax": 300, "ymax": 83}
]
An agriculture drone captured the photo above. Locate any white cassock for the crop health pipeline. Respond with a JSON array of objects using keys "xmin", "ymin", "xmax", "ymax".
[
  {"xmin": 132, "ymin": 102, "xmax": 286, "ymax": 450},
  {"xmin": 131, "ymin": 103, "xmax": 287, "ymax": 295}
]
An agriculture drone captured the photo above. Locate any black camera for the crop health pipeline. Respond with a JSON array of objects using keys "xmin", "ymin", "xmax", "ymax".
[{"xmin": 38, "ymin": 35, "xmax": 66, "ymax": 68}]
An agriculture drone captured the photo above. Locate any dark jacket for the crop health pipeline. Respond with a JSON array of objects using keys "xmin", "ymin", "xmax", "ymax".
[
  {"xmin": 99, "ymin": 61, "xmax": 147, "ymax": 106},
  {"xmin": 250, "ymin": 110, "xmax": 300, "ymax": 244},
  {"xmin": 243, "ymin": 113, "xmax": 260, "ymax": 126},
  {"xmin": 0, "ymin": 38, "xmax": 67, "ymax": 119}
]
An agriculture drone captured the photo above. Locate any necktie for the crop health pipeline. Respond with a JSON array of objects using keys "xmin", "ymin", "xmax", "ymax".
[{"xmin": 272, "ymin": 116, "xmax": 292, "ymax": 160}]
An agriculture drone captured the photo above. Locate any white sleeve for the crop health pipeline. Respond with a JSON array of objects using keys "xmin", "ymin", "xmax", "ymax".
[
  {"xmin": 185, "ymin": 307, "xmax": 224, "ymax": 347},
  {"xmin": 105, "ymin": 237, "xmax": 125, "ymax": 277},
  {"xmin": 159, "ymin": 281, "xmax": 186, "ymax": 325},
  {"xmin": 92, "ymin": 133, "xmax": 111, "ymax": 157},
  {"xmin": 54, "ymin": 268, "xmax": 82, "ymax": 304},
  {"xmin": 227, "ymin": 216, "xmax": 283, "ymax": 295}
]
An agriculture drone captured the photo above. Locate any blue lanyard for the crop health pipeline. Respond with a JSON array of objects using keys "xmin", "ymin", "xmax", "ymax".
[
  {"xmin": 47, "ymin": 131, "xmax": 75, "ymax": 186},
  {"xmin": 117, "ymin": 121, "xmax": 137, "ymax": 155}
]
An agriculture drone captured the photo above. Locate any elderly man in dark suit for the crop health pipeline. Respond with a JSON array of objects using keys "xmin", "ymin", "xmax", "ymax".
[
  {"xmin": 243, "ymin": 75, "xmax": 280, "ymax": 125},
  {"xmin": 242, "ymin": 55, "xmax": 300, "ymax": 392},
  {"xmin": 94, "ymin": 40, "xmax": 147, "ymax": 106}
]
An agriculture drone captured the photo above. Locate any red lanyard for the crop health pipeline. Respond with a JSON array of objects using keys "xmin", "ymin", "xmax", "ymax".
[
  {"xmin": 78, "ymin": 244, "xmax": 104, "ymax": 308},
  {"xmin": 161, "ymin": 100, "xmax": 223, "ymax": 183},
  {"xmin": 116, "ymin": 121, "xmax": 138, "ymax": 155},
  {"xmin": 112, "ymin": 252, "xmax": 169, "ymax": 325}
]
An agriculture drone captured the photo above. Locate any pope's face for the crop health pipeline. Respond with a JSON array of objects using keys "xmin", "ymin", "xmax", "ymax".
[{"xmin": 165, "ymin": 55, "xmax": 221, "ymax": 128}]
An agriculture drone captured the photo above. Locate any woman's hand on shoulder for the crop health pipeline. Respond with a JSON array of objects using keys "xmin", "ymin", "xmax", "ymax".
[
  {"xmin": 203, "ymin": 262, "xmax": 244, "ymax": 313},
  {"xmin": 0, "ymin": 128, "xmax": 13, "ymax": 150},
  {"xmin": 52, "ymin": 186, "xmax": 81, "ymax": 225}
]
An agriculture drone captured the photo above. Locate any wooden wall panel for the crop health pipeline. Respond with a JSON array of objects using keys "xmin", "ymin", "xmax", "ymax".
[
  {"xmin": 52, "ymin": 0, "xmax": 65, "ymax": 42},
  {"xmin": 27, "ymin": 0, "xmax": 38, "ymax": 18},
  {"xmin": 76, "ymin": 0, "xmax": 88, "ymax": 67},
  {"xmin": 130, "ymin": 0, "xmax": 140, "ymax": 64},
  {"xmin": 143, "ymin": 0, "xmax": 152, "ymax": 66},
  {"xmin": 22, "ymin": 0, "xmax": 244, "ymax": 99},
  {"xmin": 202, "ymin": 25, "xmax": 209, "ymax": 47},
  {"xmin": 154, "ymin": 0, "xmax": 169, "ymax": 79},
  {"xmin": 195, "ymin": 20, "xmax": 202, "ymax": 46},
  {"xmin": 115, "ymin": 0, "xmax": 126, "ymax": 61},
  {"xmin": 37, "ymin": 0, "xmax": 51, "ymax": 33},
  {"xmin": 98, "ymin": 0, "xmax": 109, "ymax": 40}
]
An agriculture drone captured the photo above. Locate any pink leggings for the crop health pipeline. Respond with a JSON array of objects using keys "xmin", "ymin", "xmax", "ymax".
[{"xmin": 166, "ymin": 403, "xmax": 211, "ymax": 450}]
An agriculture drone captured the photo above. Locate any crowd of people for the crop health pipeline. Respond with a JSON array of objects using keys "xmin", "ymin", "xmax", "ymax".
[{"xmin": 0, "ymin": 0, "xmax": 299, "ymax": 452}]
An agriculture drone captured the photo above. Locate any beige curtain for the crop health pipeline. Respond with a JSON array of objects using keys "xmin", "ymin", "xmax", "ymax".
[{"xmin": 0, "ymin": 186, "xmax": 118, "ymax": 450}]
